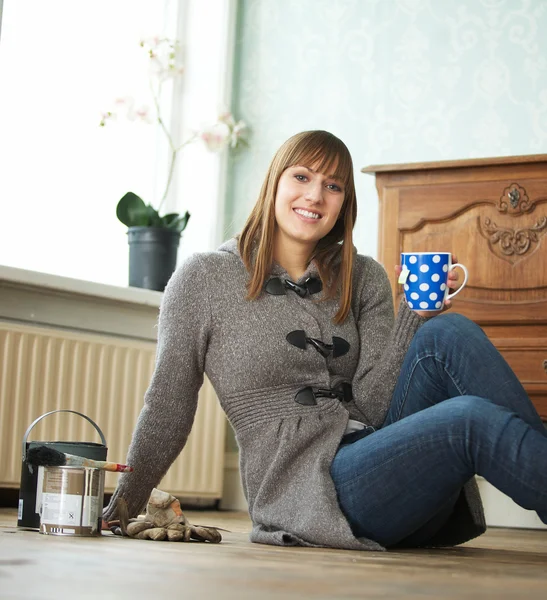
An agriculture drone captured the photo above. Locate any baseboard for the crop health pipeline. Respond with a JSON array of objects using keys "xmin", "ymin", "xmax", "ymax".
[{"xmin": 476, "ymin": 477, "xmax": 547, "ymax": 529}]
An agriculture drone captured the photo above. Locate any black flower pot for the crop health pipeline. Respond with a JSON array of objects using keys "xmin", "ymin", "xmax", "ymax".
[{"xmin": 127, "ymin": 227, "xmax": 181, "ymax": 291}]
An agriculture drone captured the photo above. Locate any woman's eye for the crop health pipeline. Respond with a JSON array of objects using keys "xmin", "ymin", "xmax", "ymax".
[
  {"xmin": 327, "ymin": 183, "xmax": 342, "ymax": 192},
  {"xmin": 294, "ymin": 174, "xmax": 308, "ymax": 182}
]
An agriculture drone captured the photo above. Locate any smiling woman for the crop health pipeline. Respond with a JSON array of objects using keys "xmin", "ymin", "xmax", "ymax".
[
  {"xmin": 238, "ymin": 130, "xmax": 358, "ymax": 322},
  {"xmin": 102, "ymin": 128, "xmax": 547, "ymax": 555},
  {"xmin": 273, "ymin": 165, "xmax": 346, "ymax": 272}
]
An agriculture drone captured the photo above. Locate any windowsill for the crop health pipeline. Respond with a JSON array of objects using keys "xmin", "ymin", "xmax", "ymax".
[
  {"xmin": 0, "ymin": 265, "xmax": 162, "ymax": 308},
  {"xmin": 0, "ymin": 265, "xmax": 162, "ymax": 341}
]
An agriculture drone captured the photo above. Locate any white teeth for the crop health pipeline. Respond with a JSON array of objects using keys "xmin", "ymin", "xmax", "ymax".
[{"xmin": 294, "ymin": 208, "xmax": 320, "ymax": 220}]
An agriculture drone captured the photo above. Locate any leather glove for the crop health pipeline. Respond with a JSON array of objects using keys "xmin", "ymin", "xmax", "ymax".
[{"xmin": 107, "ymin": 488, "xmax": 222, "ymax": 543}]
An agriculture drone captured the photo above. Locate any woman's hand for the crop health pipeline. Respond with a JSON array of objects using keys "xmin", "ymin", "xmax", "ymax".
[{"xmin": 395, "ymin": 254, "xmax": 460, "ymax": 319}]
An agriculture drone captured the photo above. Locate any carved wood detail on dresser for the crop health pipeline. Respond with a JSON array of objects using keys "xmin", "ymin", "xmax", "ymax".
[{"xmin": 363, "ymin": 155, "xmax": 547, "ymax": 420}]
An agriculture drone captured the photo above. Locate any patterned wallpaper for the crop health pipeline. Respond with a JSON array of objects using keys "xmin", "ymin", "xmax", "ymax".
[{"xmin": 225, "ymin": 0, "xmax": 547, "ymax": 258}]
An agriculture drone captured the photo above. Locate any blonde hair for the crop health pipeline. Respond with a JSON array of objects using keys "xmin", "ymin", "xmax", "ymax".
[{"xmin": 238, "ymin": 130, "xmax": 357, "ymax": 324}]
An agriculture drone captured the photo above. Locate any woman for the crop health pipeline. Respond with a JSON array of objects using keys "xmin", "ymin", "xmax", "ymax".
[{"xmin": 104, "ymin": 130, "xmax": 547, "ymax": 550}]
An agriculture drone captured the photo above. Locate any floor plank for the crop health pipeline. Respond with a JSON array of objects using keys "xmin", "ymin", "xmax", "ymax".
[{"xmin": 1, "ymin": 508, "xmax": 546, "ymax": 599}]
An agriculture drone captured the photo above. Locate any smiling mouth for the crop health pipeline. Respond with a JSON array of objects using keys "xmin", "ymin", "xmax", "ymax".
[{"xmin": 294, "ymin": 208, "xmax": 321, "ymax": 220}]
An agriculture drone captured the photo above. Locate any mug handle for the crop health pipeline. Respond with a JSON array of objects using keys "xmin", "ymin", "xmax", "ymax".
[{"xmin": 446, "ymin": 263, "xmax": 468, "ymax": 300}]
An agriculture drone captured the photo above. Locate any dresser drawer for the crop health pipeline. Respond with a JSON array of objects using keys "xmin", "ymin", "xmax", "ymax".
[
  {"xmin": 492, "ymin": 338, "xmax": 547, "ymax": 420},
  {"xmin": 493, "ymin": 338, "xmax": 547, "ymax": 383}
]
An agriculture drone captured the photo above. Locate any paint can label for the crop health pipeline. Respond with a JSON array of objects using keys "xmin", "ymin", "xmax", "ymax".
[
  {"xmin": 39, "ymin": 466, "xmax": 104, "ymax": 536},
  {"xmin": 41, "ymin": 492, "xmax": 98, "ymax": 527}
]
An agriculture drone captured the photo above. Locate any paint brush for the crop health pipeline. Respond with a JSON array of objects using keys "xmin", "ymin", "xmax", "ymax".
[{"xmin": 27, "ymin": 446, "xmax": 134, "ymax": 473}]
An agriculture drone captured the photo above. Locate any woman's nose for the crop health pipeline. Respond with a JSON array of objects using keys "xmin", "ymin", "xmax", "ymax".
[{"xmin": 304, "ymin": 181, "xmax": 323, "ymax": 203}]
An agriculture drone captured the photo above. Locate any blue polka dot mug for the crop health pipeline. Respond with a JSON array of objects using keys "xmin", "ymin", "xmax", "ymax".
[{"xmin": 400, "ymin": 252, "xmax": 468, "ymax": 312}]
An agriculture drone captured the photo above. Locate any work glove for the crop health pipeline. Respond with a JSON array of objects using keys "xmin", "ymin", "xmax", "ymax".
[{"xmin": 108, "ymin": 488, "xmax": 222, "ymax": 543}]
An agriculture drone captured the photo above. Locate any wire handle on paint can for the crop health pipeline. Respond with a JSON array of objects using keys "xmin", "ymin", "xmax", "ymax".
[{"xmin": 21, "ymin": 409, "xmax": 107, "ymax": 461}]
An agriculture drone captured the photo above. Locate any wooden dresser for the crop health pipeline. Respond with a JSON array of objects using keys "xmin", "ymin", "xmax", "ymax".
[{"xmin": 362, "ymin": 155, "xmax": 547, "ymax": 420}]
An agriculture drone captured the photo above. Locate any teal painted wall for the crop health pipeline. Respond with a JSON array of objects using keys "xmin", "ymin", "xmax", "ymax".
[{"xmin": 226, "ymin": 0, "xmax": 547, "ymax": 258}]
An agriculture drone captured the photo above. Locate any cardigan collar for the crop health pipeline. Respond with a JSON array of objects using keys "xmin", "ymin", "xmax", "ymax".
[{"xmin": 218, "ymin": 237, "xmax": 322, "ymax": 284}]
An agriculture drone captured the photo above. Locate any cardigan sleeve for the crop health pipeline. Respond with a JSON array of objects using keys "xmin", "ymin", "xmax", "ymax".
[
  {"xmin": 350, "ymin": 257, "xmax": 426, "ymax": 428},
  {"xmin": 103, "ymin": 253, "xmax": 212, "ymax": 520}
]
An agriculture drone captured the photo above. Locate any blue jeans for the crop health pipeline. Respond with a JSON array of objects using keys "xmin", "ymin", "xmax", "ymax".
[{"xmin": 331, "ymin": 313, "xmax": 547, "ymax": 548}]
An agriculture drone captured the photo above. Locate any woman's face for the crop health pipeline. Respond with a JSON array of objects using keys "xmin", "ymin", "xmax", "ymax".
[{"xmin": 273, "ymin": 163, "xmax": 345, "ymax": 250}]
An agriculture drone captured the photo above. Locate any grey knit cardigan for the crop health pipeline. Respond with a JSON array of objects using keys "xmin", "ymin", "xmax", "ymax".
[{"xmin": 103, "ymin": 238, "xmax": 486, "ymax": 550}]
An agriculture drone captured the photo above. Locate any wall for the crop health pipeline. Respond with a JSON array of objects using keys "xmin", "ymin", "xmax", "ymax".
[{"xmin": 226, "ymin": 0, "xmax": 547, "ymax": 258}]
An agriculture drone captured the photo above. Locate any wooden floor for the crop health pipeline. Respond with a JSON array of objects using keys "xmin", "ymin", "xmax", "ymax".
[{"xmin": 1, "ymin": 508, "xmax": 546, "ymax": 599}]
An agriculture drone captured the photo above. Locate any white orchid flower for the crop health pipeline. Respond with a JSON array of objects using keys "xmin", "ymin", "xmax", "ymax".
[
  {"xmin": 200, "ymin": 122, "xmax": 232, "ymax": 152},
  {"xmin": 100, "ymin": 38, "xmax": 248, "ymax": 213}
]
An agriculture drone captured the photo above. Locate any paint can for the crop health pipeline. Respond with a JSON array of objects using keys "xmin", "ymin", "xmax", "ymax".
[
  {"xmin": 18, "ymin": 409, "xmax": 108, "ymax": 529},
  {"xmin": 39, "ymin": 466, "xmax": 105, "ymax": 536}
]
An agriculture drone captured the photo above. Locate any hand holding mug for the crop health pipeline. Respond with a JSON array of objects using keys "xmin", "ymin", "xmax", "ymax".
[{"xmin": 397, "ymin": 252, "xmax": 468, "ymax": 318}]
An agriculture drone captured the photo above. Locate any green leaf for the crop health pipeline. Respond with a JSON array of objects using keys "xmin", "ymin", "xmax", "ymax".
[
  {"xmin": 161, "ymin": 213, "xmax": 181, "ymax": 227},
  {"xmin": 144, "ymin": 204, "xmax": 162, "ymax": 227},
  {"xmin": 116, "ymin": 193, "xmax": 190, "ymax": 232},
  {"xmin": 116, "ymin": 192, "xmax": 148, "ymax": 227},
  {"xmin": 170, "ymin": 211, "xmax": 190, "ymax": 233}
]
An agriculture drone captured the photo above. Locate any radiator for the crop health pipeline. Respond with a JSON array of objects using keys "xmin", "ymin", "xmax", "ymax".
[{"xmin": 0, "ymin": 321, "xmax": 226, "ymax": 498}]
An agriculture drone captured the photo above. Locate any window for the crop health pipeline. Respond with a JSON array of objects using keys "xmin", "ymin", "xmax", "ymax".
[{"xmin": 0, "ymin": 0, "xmax": 236, "ymax": 287}]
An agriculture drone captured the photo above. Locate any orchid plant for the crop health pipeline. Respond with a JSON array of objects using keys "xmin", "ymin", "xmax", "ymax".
[{"xmin": 100, "ymin": 36, "xmax": 247, "ymax": 233}]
